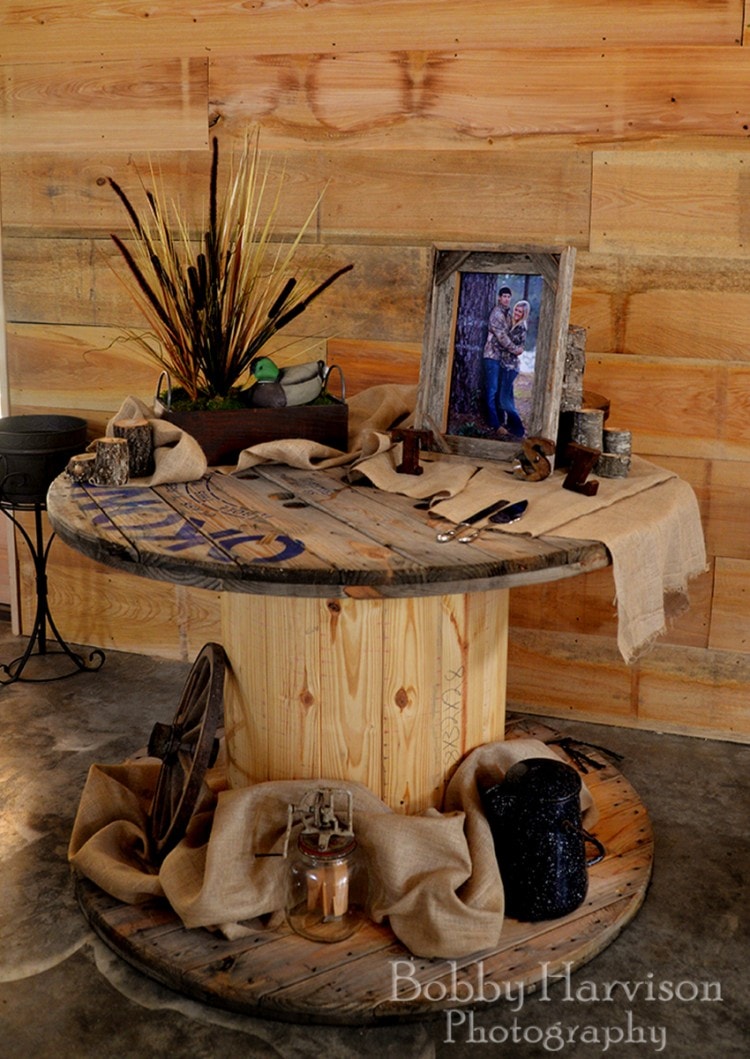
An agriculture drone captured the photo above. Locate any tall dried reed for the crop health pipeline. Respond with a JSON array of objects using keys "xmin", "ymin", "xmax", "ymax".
[{"xmin": 108, "ymin": 132, "xmax": 352, "ymax": 405}]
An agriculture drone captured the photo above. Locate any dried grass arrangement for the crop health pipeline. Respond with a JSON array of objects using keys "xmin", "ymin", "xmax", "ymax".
[{"xmin": 107, "ymin": 133, "xmax": 352, "ymax": 410}]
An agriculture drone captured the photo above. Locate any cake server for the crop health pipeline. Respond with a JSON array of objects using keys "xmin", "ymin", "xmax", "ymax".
[
  {"xmin": 435, "ymin": 498, "xmax": 511, "ymax": 542},
  {"xmin": 457, "ymin": 498, "xmax": 529, "ymax": 542}
]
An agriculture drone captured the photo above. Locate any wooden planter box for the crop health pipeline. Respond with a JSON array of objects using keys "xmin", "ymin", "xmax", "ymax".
[{"xmin": 162, "ymin": 401, "xmax": 348, "ymax": 466}]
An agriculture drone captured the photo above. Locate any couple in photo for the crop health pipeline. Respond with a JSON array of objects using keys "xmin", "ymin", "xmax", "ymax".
[{"xmin": 482, "ymin": 285, "xmax": 529, "ymax": 439}]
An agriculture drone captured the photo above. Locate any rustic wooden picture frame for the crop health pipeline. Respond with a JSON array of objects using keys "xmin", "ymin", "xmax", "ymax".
[{"xmin": 415, "ymin": 244, "xmax": 576, "ymax": 461}]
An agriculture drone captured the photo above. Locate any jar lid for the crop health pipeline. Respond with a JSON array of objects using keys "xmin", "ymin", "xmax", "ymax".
[
  {"xmin": 298, "ymin": 831, "xmax": 356, "ymax": 859},
  {"xmin": 502, "ymin": 757, "xmax": 581, "ymax": 800}
]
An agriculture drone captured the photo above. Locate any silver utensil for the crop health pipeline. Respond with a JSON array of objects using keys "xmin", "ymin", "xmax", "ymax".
[
  {"xmin": 435, "ymin": 498, "xmax": 510, "ymax": 542},
  {"xmin": 458, "ymin": 499, "xmax": 529, "ymax": 542}
]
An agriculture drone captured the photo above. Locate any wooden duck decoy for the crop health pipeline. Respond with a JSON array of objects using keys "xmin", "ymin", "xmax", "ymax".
[{"xmin": 247, "ymin": 356, "xmax": 327, "ymax": 408}]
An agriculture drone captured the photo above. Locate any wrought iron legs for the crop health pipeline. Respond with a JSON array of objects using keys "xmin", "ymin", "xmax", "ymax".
[{"xmin": 0, "ymin": 501, "xmax": 105, "ymax": 684}]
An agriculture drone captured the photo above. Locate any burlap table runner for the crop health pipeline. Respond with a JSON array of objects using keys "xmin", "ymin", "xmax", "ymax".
[
  {"xmin": 68, "ymin": 738, "xmax": 596, "ymax": 959},
  {"xmin": 429, "ymin": 456, "xmax": 706, "ymax": 663}
]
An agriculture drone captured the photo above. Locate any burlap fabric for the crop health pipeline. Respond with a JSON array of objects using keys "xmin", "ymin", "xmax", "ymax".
[
  {"xmin": 233, "ymin": 383, "xmax": 478, "ymax": 500},
  {"xmin": 106, "ymin": 395, "xmax": 207, "ymax": 485},
  {"xmin": 68, "ymin": 738, "xmax": 595, "ymax": 959},
  {"xmin": 429, "ymin": 456, "xmax": 707, "ymax": 663}
]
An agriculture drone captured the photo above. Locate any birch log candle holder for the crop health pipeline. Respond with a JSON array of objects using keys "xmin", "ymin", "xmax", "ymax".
[
  {"xmin": 596, "ymin": 427, "xmax": 632, "ymax": 478},
  {"xmin": 571, "ymin": 408, "xmax": 605, "ymax": 451}
]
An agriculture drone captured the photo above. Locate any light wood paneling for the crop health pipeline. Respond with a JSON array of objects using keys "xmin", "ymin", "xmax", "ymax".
[
  {"xmin": 508, "ymin": 631, "xmax": 749, "ymax": 742},
  {"xmin": 507, "ymin": 630, "xmax": 636, "ymax": 722},
  {"xmin": 705, "ymin": 458, "xmax": 750, "ymax": 560},
  {"xmin": 571, "ymin": 250, "xmax": 750, "ymax": 358},
  {"xmin": 327, "ymin": 338, "xmax": 421, "ymax": 394},
  {"xmin": 1, "ymin": 2, "xmax": 741, "ymax": 65},
  {"xmin": 637, "ymin": 644, "xmax": 750, "ymax": 739},
  {"xmin": 591, "ymin": 151, "xmax": 750, "ymax": 257},
  {"xmin": 2, "ymin": 236, "xmax": 427, "ymax": 342},
  {"xmin": 5, "ymin": 323, "xmax": 328, "ymax": 416},
  {"xmin": 709, "ymin": 558, "xmax": 750, "ymax": 651},
  {"xmin": 1, "ymin": 59, "xmax": 208, "ymax": 153},
  {"xmin": 620, "ymin": 290, "xmax": 750, "ymax": 361},
  {"xmin": 1, "ymin": 3, "xmax": 748, "ymax": 742},
  {"xmin": 511, "ymin": 564, "xmax": 712, "ymax": 650},
  {"xmin": 211, "ymin": 47, "xmax": 750, "ymax": 149},
  {"xmin": 581, "ymin": 354, "xmax": 750, "ymax": 461},
  {"xmin": 18, "ymin": 531, "xmax": 222, "ymax": 661}
]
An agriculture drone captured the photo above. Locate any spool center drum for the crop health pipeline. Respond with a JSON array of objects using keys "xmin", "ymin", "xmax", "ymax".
[{"xmin": 0, "ymin": 415, "xmax": 88, "ymax": 506}]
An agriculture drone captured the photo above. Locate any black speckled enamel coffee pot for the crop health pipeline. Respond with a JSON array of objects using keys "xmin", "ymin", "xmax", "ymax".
[{"xmin": 481, "ymin": 757, "xmax": 605, "ymax": 921}]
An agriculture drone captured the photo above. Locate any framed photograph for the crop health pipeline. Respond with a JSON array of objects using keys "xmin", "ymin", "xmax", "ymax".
[{"xmin": 415, "ymin": 244, "xmax": 576, "ymax": 461}]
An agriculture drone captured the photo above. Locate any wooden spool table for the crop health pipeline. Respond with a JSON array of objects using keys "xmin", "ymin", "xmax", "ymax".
[
  {"xmin": 47, "ymin": 467, "xmax": 654, "ymax": 1023},
  {"xmin": 73, "ymin": 717, "xmax": 653, "ymax": 1025},
  {"xmin": 47, "ymin": 464, "xmax": 610, "ymax": 813}
]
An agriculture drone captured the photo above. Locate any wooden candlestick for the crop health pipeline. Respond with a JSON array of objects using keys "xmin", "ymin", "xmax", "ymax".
[
  {"xmin": 113, "ymin": 416, "xmax": 155, "ymax": 478},
  {"xmin": 90, "ymin": 437, "xmax": 129, "ymax": 486},
  {"xmin": 66, "ymin": 452, "xmax": 97, "ymax": 483}
]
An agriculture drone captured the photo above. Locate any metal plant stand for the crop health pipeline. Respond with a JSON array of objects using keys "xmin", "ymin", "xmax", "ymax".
[
  {"xmin": 0, "ymin": 493, "xmax": 105, "ymax": 684},
  {"xmin": 0, "ymin": 414, "xmax": 105, "ymax": 684}
]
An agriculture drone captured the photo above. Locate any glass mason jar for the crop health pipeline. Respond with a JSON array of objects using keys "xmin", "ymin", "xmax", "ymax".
[{"xmin": 285, "ymin": 830, "xmax": 366, "ymax": 943}]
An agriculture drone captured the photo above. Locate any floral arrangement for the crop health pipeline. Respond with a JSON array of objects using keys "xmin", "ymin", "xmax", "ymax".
[{"xmin": 107, "ymin": 132, "xmax": 352, "ymax": 410}]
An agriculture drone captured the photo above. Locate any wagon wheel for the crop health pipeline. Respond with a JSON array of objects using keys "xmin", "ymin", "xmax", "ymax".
[{"xmin": 147, "ymin": 642, "xmax": 226, "ymax": 862}]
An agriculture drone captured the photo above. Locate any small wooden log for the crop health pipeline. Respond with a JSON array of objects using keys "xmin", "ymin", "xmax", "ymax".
[
  {"xmin": 571, "ymin": 409, "xmax": 604, "ymax": 451},
  {"xmin": 90, "ymin": 437, "xmax": 129, "ymax": 486},
  {"xmin": 595, "ymin": 452, "xmax": 631, "ymax": 479},
  {"xmin": 113, "ymin": 417, "xmax": 155, "ymax": 478},
  {"xmin": 602, "ymin": 427, "xmax": 632, "ymax": 457},
  {"xmin": 560, "ymin": 325, "xmax": 587, "ymax": 413},
  {"xmin": 66, "ymin": 452, "xmax": 96, "ymax": 483}
]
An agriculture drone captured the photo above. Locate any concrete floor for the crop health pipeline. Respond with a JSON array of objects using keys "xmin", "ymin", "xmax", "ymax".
[{"xmin": 0, "ymin": 623, "xmax": 747, "ymax": 1058}]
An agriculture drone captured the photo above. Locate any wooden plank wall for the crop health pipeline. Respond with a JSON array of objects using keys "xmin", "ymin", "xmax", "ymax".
[{"xmin": 1, "ymin": 1, "xmax": 748, "ymax": 742}]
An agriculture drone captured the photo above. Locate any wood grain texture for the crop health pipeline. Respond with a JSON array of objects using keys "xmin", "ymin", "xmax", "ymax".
[
  {"xmin": 211, "ymin": 47, "xmax": 750, "ymax": 149},
  {"xmin": 5, "ymin": 322, "xmax": 328, "ymax": 414},
  {"xmin": 1, "ymin": 0, "xmax": 748, "ymax": 739},
  {"xmin": 709, "ymin": 558, "xmax": 750, "ymax": 651},
  {"xmin": 2, "ymin": 2, "xmax": 741, "ymax": 64},
  {"xmin": 2, "ymin": 233, "xmax": 424, "ymax": 344},
  {"xmin": 0, "ymin": 59, "xmax": 208, "ymax": 152},
  {"xmin": 580, "ymin": 354, "xmax": 750, "ymax": 462},
  {"xmin": 508, "ymin": 630, "xmax": 749, "ymax": 742},
  {"xmin": 18, "ymin": 530, "xmax": 221, "ymax": 660},
  {"xmin": 507, "ymin": 630, "xmax": 636, "ymax": 723},
  {"xmin": 591, "ymin": 151, "xmax": 750, "ymax": 257},
  {"xmin": 222, "ymin": 590, "xmax": 507, "ymax": 813},
  {"xmin": 705, "ymin": 458, "xmax": 750, "ymax": 561},
  {"xmin": 72, "ymin": 716, "xmax": 654, "ymax": 1024},
  {"xmin": 327, "ymin": 338, "xmax": 421, "ymax": 393},
  {"xmin": 637, "ymin": 643, "xmax": 750, "ymax": 739}
]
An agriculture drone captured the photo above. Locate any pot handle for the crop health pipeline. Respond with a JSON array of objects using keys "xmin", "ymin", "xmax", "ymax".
[
  {"xmin": 323, "ymin": 363, "xmax": 346, "ymax": 403},
  {"xmin": 581, "ymin": 827, "xmax": 606, "ymax": 866},
  {"xmin": 155, "ymin": 370, "xmax": 172, "ymax": 411}
]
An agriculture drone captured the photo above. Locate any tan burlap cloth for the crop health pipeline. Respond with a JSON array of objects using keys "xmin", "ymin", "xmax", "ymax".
[
  {"xmin": 427, "ymin": 456, "xmax": 707, "ymax": 664},
  {"xmin": 69, "ymin": 738, "xmax": 596, "ymax": 958},
  {"xmin": 106, "ymin": 395, "xmax": 207, "ymax": 485}
]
